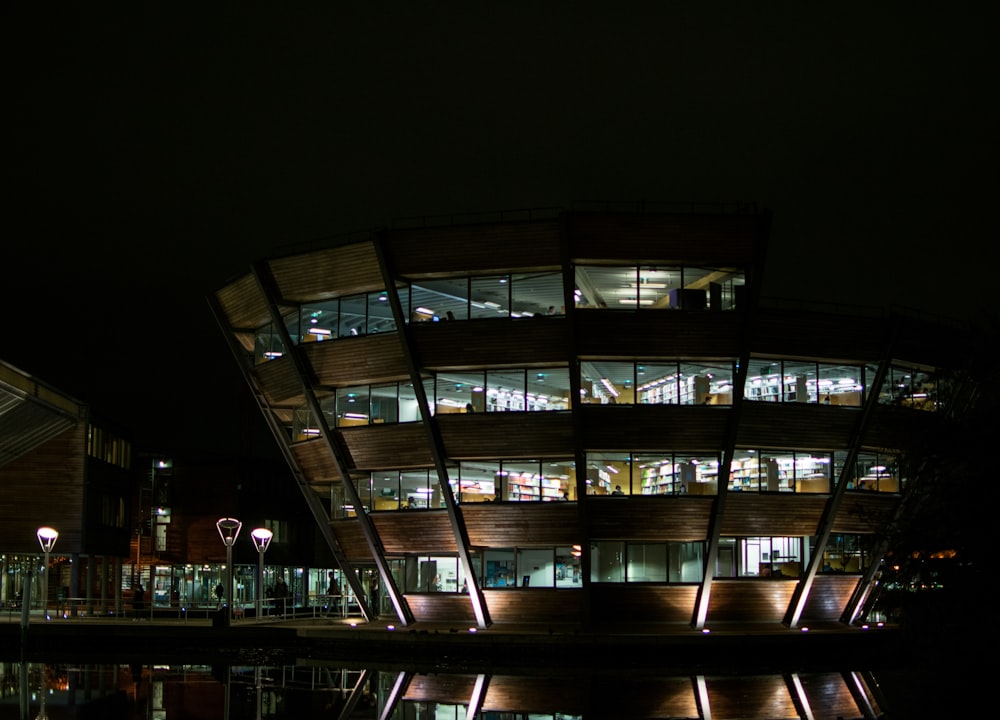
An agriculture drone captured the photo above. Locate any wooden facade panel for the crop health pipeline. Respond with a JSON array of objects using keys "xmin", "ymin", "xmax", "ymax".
[
  {"xmin": 706, "ymin": 579, "xmax": 798, "ymax": 623},
  {"xmin": 253, "ymin": 356, "xmax": 305, "ymax": 406},
  {"xmin": 289, "ymin": 439, "xmax": 341, "ymax": 483},
  {"xmin": 575, "ymin": 311, "xmax": 745, "ymax": 359},
  {"xmin": 567, "ymin": 212, "xmax": 763, "ymax": 264},
  {"xmin": 214, "ymin": 274, "xmax": 270, "ymax": 329},
  {"xmin": 801, "ymin": 574, "xmax": 861, "ymax": 622},
  {"xmin": 719, "ymin": 494, "xmax": 828, "ymax": 537},
  {"xmin": 579, "ymin": 405, "xmax": 728, "ymax": 451},
  {"xmin": 590, "ymin": 585, "xmax": 698, "ymax": 624},
  {"xmin": 706, "ymin": 675, "xmax": 799, "ymax": 720},
  {"xmin": 750, "ymin": 308, "xmax": 888, "ymax": 362},
  {"xmin": 586, "ymin": 497, "xmax": 714, "ymax": 541},
  {"xmin": 404, "ymin": 673, "xmax": 478, "ymax": 703},
  {"xmin": 592, "ymin": 678, "xmax": 698, "ymax": 720},
  {"xmin": 798, "ymin": 673, "xmax": 867, "ymax": 720},
  {"xmin": 386, "ymin": 220, "xmax": 562, "ymax": 276},
  {"xmin": 373, "ymin": 510, "xmax": 459, "ymax": 554},
  {"xmin": 485, "ymin": 676, "xmax": 589, "ymax": 716},
  {"xmin": 482, "ymin": 588, "xmax": 584, "ymax": 623},
  {"xmin": 269, "ymin": 242, "xmax": 383, "ymax": 302},
  {"xmin": 339, "ymin": 423, "xmax": 434, "ymax": 469},
  {"xmin": 863, "ymin": 406, "xmax": 942, "ymax": 452},
  {"xmin": 1, "ymin": 424, "xmax": 86, "ymax": 554},
  {"xmin": 438, "ymin": 412, "xmax": 575, "ymax": 460},
  {"xmin": 831, "ymin": 493, "xmax": 901, "ymax": 534},
  {"xmin": 404, "ymin": 593, "xmax": 477, "ymax": 624},
  {"xmin": 463, "ymin": 503, "xmax": 581, "ymax": 547},
  {"xmin": 330, "ymin": 519, "xmax": 373, "ymax": 563},
  {"xmin": 304, "ymin": 333, "xmax": 410, "ymax": 387},
  {"xmin": 736, "ymin": 403, "xmax": 857, "ymax": 451},
  {"xmin": 412, "ymin": 319, "xmax": 570, "ymax": 370}
]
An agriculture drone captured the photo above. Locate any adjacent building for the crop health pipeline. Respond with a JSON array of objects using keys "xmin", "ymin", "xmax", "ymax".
[{"xmin": 209, "ymin": 205, "xmax": 972, "ymax": 630}]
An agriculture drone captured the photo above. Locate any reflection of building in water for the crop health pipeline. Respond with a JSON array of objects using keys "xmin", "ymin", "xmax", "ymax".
[{"xmin": 211, "ymin": 207, "xmax": 974, "ymax": 632}]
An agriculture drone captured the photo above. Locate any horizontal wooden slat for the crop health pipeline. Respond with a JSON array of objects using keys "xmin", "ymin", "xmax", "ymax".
[
  {"xmin": 579, "ymin": 405, "xmax": 728, "ymax": 451},
  {"xmin": 289, "ymin": 439, "xmax": 341, "ymax": 483},
  {"xmin": 412, "ymin": 318, "xmax": 570, "ymax": 369},
  {"xmin": 304, "ymin": 333, "xmax": 410, "ymax": 387},
  {"xmin": 253, "ymin": 356, "xmax": 305, "ymax": 406},
  {"xmin": 737, "ymin": 402, "xmax": 858, "ymax": 451},
  {"xmin": 386, "ymin": 221, "xmax": 562, "ymax": 276},
  {"xmin": 330, "ymin": 519, "xmax": 372, "ymax": 563},
  {"xmin": 482, "ymin": 588, "xmax": 584, "ymax": 623},
  {"xmin": 750, "ymin": 307, "xmax": 888, "ymax": 362},
  {"xmin": 590, "ymin": 585, "xmax": 699, "ymax": 624},
  {"xmin": 404, "ymin": 673, "xmax": 478, "ymax": 703},
  {"xmin": 707, "ymin": 675, "xmax": 799, "ymax": 719},
  {"xmin": 404, "ymin": 593, "xmax": 476, "ymax": 624},
  {"xmin": 832, "ymin": 493, "xmax": 901, "ymax": 534},
  {"xmin": 270, "ymin": 241, "xmax": 383, "ymax": 302},
  {"xmin": 801, "ymin": 573, "xmax": 861, "ymax": 622},
  {"xmin": 463, "ymin": 503, "xmax": 580, "ymax": 547},
  {"xmin": 719, "ymin": 494, "xmax": 828, "ymax": 537},
  {"xmin": 438, "ymin": 412, "xmax": 575, "ymax": 460},
  {"xmin": 214, "ymin": 273, "xmax": 270, "ymax": 329},
  {"xmin": 587, "ymin": 496, "xmax": 714, "ymax": 541},
  {"xmin": 339, "ymin": 423, "xmax": 435, "ymax": 469},
  {"xmin": 372, "ymin": 510, "xmax": 459, "ymax": 554},
  {"xmin": 485, "ymin": 676, "xmax": 590, "ymax": 716},
  {"xmin": 706, "ymin": 579, "xmax": 798, "ymax": 623},
  {"xmin": 575, "ymin": 311, "xmax": 745, "ymax": 359}
]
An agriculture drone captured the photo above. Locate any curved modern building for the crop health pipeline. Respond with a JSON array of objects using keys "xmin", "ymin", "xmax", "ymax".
[{"xmin": 209, "ymin": 205, "xmax": 970, "ymax": 631}]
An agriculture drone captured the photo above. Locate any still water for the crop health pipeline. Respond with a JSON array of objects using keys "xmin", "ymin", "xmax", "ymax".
[{"xmin": 0, "ymin": 658, "xmax": 970, "ymax": 719}]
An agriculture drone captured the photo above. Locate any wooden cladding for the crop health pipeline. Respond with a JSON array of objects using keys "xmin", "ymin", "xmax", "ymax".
[
  {"xmin": 270, "ymin": 242, "xmax": 383, "ymax": 302},
  {"xmin": 385, "ymin": 221, "xmax": 562, "ymax": 276},
  {"xmin": 587, "ymin": 496, "xmax": 714, "ymax": 541},
  {"xmin": 372, "ymin": 510, "xmax": 459, "ymax": 554},
  {"xmin": 706, "ymin": 579, "xmax": 798, "ymax": 623},
  {"xmin": 832, "ymin": 493, "xmax": 901, "ymax": 534},
  {"xmin": 339, "ymin": 423, "xmax": 434, "ymax": 469},
  {"xmin": 253, "ymin": 357, "xmax": 305, "ymax": 406},
  {"xmin": 304, "ymin": 333, "xmax": 409, "ymax": 387},
  {"xmin": 411, "ymin": 318, "xmax": 569, "ymax": 370},
  {"xmin": 575, "ymin": 311, "xmax": 745, "ymax": 359},
  {"xmin": 736, "ymin": 402, "xmax": 858, "ymax": 451},
  {"xmin": 404, "ymin": 673, "xmax": 478, "ymax": 703},
  {"xmin": 566, "ymin": 212, "xmax": 764, "ymax": 264},
  {"xmin": 214, "ymin": 274, "xmax": 270, "ymax": 329},
  {"xmin": 579, "ymin": 404, "xmax": 728, "ymax": 450},
  {"xmin": 330, "ymin": 519, "xmax": 373, "ymax": 563},
  {"xmin": 438, "ymin": 412, "xmax": 575, "ymax": 459},
  {"xmin": 719, "ymin": 494, "xmax": 828, "ymax": 537},
  {"xmin": 404, "ymin": 593, "xmax": 477, "ymax": 624},
  {"xmin": 482, "ymin": 588, "xmax": 584, "ymax": 623},
  {"xmin": 801, "ymin": 574, "xmax": 860, "ymax": 622},
  {"xmin": 590, "ymin": 585, "xmax": 699, "ymax": 624},
  {"xmin": 463, "ymin": 503, "xmax": 580, "ymax": 547},
  {"xmin": 289, "ymin": 439, "xmax": 341, "ymax": 483}
]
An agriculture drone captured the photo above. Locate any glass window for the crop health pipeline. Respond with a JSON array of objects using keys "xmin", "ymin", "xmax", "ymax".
[
  {"xmin": 336, "ymin": 385, "xmax": 370, "ymax": 427},
  {"xmin": 782, "ymin": 361, "xmax": 817, "ymax": 403},
  {"xmin": 822, "ymin": 534, "xmax": 867, "ymax": 574},
  {"xmin": 639, "ymin": 266, "xmax": 681, "ymax": 308},
  {"xmin": 511, "ymin": 271, "xmax": 563, "ymax": 317},
  {"xmin": 636, "ymin": 362, "xmax": 680, "ymax": 404},
  {"xmin": 300, "ymin": 300, "xmax": 338, "ymax": 342},
  {"xmin": 852, "ymin": 452, "xmax": 900, "ymax": 493},
  {"xmin": 627, "ymin": 543, "xmax": 668, "ymax": 582},
  {"xmin": 486, "ymin": 369, "xmax": 527, "ymax": 412},
  {"xmin": 339, "ymin": 294, "xmax": 367, "ymax": 337},
  {"xmin": 470, "ymin": 275, "xmax": 511, "ymax": 319},
  {"xmin": 370, "ymin": 472, "xmax": 400, "ymax": 511},
  {"xmin": 670, "ymin": 541, "xmax": 705, "ymax": 582},
  {"xmin": 370, "ymin": 384, "xmax": 398, "ymax": 424},
  {"xmin": 459, "ymin": 461, "xmax": 500, "ymax": 503},
  {"xmin": 367, "ymin": 290, "xmax": 394, "ymax": 333},
  {"xmin": 584, "ymin": 452, "xmax": 630, "ymax": 495},
  {"xmin": 636, "ymin": 453, "xmax": 678, "ymax": 495},
  {"xmin": 410, "ymin": 279, "xmax": 469, "ymax": 321},
  {"xmin": 517, "ymin": 548, "xmax": 555, "ymax": 588},
  {"xmin": 574, "ymin": 266, "xmax": 629, "ymax": 309},
  {"xmin": 738, "ymin": 537, "xmax": 803, "ymax": 578},
  {"xmin": 581, "ymin": 361, "xmax": 635, "ymax": 404},
  {"xmin": 434, "ymin": 371, "xmax": 485, "ymax": 414},
  {"xmin": 526, "ymin": 369, "xmax": 571, "ymax": 411},
  {"xmin": 591, "ymin": 541, "xmax": 625, "ymax": 582},
  {"xmin": 556, "ymin": 546, "xmax": 582, "ymax": 587},
  {"xmin": 745, "ymin": 360, "xmax": 782, "ymax": 402},
  {"xmin": 504, "ymin": 459, "xmax": 542, "ymax": 502},
  {"xmin": 819, "ymin": 364, "xmax": 863, "ymax": 407},
  {"xmin": 483, "ymin": 549, "xmax": 517, "ymax": 588},
  {"xmin": 400, "ymin": 469, "xmax": 435, "ymax": 509}
]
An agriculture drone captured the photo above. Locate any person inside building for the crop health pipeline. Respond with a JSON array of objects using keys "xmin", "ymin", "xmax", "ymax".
[{"xmin": 612, "ymin": 484, "xmax": 624, "ymax": 495}]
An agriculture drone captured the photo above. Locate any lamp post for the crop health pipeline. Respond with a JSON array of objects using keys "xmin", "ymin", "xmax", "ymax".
[
  {"xmin": 36, "ymin": 527, "xmax": 58, "ymax": 622},
  {"xmin": 250, "ymin": 528, "xmax": 272, "ymax": 621},
  {"xmin": 215, "ymin": 518, "xmax": 242, "ymax": 627}
]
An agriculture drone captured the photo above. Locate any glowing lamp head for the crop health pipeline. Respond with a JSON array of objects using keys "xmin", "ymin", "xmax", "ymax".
[{"xmin": 37, "ymin": 526, "xmax": 59, "ymax": 553}]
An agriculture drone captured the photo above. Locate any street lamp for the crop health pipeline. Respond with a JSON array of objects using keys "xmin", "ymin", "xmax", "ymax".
[
  {"xmin": 36, "ymin": 527, "xmax": 58, "ymax": 622},
  {"xmin": 250, "ymin": 528, "xmax": 272, "ymax": 620},
  {"xmin": 215, "ymin": 518, "xmax": 242, "ymax": 627}
]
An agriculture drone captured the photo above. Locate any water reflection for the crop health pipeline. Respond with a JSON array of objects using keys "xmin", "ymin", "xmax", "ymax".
[{"xmin": 0, "ymin": 659, "xmax": 918, "ymax": 719}]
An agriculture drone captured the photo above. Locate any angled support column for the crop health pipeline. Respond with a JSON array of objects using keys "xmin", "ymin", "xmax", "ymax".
[
  {"xmin": 208, "ymin": 291, "xmax": 372, "ymax": 618},
  {"xmin": 783, "ymin": 326, "xmax": 895, "ymax": 628},
  {"xmin": 250, "ymin": 261, "xmax": 411, "ymax": 625},
  {"xmin": 372, "ymin": 234, "xmax": 491, "ymax": 629}
]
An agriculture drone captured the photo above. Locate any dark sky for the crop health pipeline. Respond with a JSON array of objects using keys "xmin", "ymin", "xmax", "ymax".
[{"xmin": 3, "ymin": 5, "xmax": 997, "ymax": 454}]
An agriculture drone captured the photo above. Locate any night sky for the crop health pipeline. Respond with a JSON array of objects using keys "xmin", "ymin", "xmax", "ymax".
[{"xmin": 3, "ymin": 5, "xmax": 997, "ymax": 454}]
